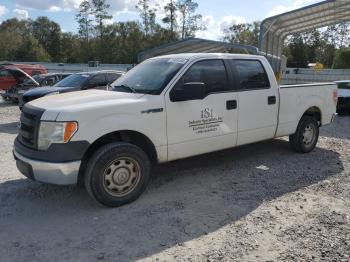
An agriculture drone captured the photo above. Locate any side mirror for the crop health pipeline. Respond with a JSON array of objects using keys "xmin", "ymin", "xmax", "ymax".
[{"xmin": 170, "ymin": 82, "xmax": 206, "ymax": 102}]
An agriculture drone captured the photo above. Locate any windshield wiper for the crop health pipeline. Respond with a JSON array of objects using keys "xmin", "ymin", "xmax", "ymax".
[{"xmin": 113, "ymin": 84, "xmax": 138, "ymax": 94}]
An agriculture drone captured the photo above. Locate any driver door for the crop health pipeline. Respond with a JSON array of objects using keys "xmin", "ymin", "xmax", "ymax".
[{"xmin": 165, "ymin": 59, "xmax": 238, "ymax": 161}]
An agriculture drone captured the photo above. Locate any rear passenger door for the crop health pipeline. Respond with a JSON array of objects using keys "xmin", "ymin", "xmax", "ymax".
[
  {"xmin": 230, "ymin": 59, "xmax": 279, "ymax": 146},
  {"xmin": 165, "ymin": 59, "xmax": 239, "ymax": 161}
]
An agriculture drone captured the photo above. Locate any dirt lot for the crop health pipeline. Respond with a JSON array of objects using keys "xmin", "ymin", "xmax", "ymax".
[{"xmin": 0, "ymin": 99, "xmax": 349, "ymax": 262}]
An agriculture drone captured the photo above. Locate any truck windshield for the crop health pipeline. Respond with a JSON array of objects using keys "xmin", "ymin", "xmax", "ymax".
[
  {"xmin": 112, "ymin": 58, "xmax": 187, "ymax": 94},
  {"xmin": 337, "ymin": 82, "xmax": 350, "ymax": 90},
  {"xmin": 55, "ymin": 74, "xmax": 89, "ymax": 88}
]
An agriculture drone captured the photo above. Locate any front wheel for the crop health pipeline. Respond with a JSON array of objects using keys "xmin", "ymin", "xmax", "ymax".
[
  {"xmin": 289, "ymin": 116, "xmax": 319, "ymax": 153},
  {"xmin": 84, "ymin": 142, "xmax": 151, "ymax": 207}
]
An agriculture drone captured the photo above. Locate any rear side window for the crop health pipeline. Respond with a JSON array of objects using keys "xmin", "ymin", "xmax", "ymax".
[
  {"xmin": 107, "ymin": 73, "xmax": 122, "ymax": 83},
  {"xmin": 180, "ymin": 59, "xmax": 230, "ymax": 94},
  {"xmin": 87, "ymin": 74, "xmax": 107, "ymax": 88},
  {"xmin": 232, "ymin": 60, "xmax": 270, "ymax": 90}
]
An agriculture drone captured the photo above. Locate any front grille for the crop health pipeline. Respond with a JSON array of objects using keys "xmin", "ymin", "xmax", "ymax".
[{"xmin": 18, "ymin": 104, "xmax": 45, "ymax": 149}]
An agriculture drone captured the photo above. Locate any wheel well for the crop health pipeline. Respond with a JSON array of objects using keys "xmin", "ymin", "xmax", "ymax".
[
  {"xmin": 78, "ymin": 131, "xmax": 157, "ymax": 184},
  {"xmin": 303, "ymin": 106, "xmax": 321, "ymax": 124}
]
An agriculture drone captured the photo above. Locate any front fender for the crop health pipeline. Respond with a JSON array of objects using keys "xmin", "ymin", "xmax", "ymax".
[{"xmin": 72, "ymin": 112, "xmax": 167, "ymax": 148}]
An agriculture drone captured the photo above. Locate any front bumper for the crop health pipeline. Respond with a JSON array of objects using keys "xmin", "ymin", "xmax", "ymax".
[{"xmin": 14, "ymin": 150, "xmax": 81, "ymax": 185}]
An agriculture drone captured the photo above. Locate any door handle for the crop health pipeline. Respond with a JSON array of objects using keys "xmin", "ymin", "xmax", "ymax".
[
  {"xmin": 226, "ymin": 100, "xmax": 237, "ymax": 110},
  {"xmin": 268, "ymin": 96, "xmax": 276, "ymax": 105}
]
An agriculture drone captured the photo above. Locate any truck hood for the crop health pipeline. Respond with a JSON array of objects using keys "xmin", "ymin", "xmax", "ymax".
[{"xmin": 29, "ymin": 90, "xmax": 145, "ymax": 111}]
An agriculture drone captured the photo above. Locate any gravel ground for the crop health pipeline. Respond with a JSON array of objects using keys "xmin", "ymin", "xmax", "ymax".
[{"xmin": 0, "ymin": 99, "xmax": 349, "ymax": 262}]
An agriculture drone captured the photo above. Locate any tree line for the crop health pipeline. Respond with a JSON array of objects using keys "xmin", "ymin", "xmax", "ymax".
[
  {"xmin": 0, "ymin": 0, "xmax": 349, "ymax": 68},
  {"xmin": 0, "ymin": 0, "xmax": 205, "ymax": 64}
]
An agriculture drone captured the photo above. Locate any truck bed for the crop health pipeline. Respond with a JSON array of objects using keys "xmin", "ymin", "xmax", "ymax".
[{"xmin": 276, "ymin": 82, "xmax": 337, "ymax": 137}]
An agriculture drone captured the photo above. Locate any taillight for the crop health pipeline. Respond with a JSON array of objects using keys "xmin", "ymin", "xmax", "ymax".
[{"xmin": 333, "ymin": 90, "xmax": 338, "ymax": 105}]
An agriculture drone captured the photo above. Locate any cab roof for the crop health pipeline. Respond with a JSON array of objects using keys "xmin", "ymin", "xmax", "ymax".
[{"xmin": 151, "ymin": 53, "xmax": 265, "ymax": 61}]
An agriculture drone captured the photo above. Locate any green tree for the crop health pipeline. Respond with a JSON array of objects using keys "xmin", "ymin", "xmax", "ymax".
[
  {"xmin": 91, "ymin": 0, "xmax": 112, "ymax": 39},
  {"xmin": 162, "ymin": 0, "xmax": 178, "ymax": 39},
  {"xmin": 0, "ymin": 18, "xmax": 50, "ymax": 62},
  {"xmin": 136, "ymin": 0, "xmax": 158, "ymax": 36},
  {"xmin": 223, "ymin": 21, "xmax": 260, "ymax": 46},
  {"xmin": 336, "ymin": 22, "xmax": 350, "ymax": 48},
  {"xmin": 91, "ymin": 0, "xmax": 112, "ymax": 62},
  {"xmin": 60, "ymin": 33, "xmax": 83, "ymax": 63},
  {"xmin": 333, "ymin": 48, "xmax": 350, "ymax": 69},
  {"xmin": 15, "ymin": 36, "xmax": 50, "ymax": 62},
  {"xmin": 0, "ymin": 19, "xmax": 31, "ymax": 61},
  {"xmin": 76, "ymin": 1, "xmax": 94, "ymax": 62},
  {"xmin": 284, "ymin": 33, "xmax": 309, "ymax": 68},
  {"xmin": 177, "ymin": 0, "xmax": 205, "ymax": 39},
  {"xmin": 32, "ymin": 16, "xmax": 62, "ymax": 61}
]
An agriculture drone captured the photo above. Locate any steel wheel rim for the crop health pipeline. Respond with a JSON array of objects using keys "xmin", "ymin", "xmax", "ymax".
[
  {"xmin": 302, "ymin": 124, "xmax": 316, "ymax": 146},
  {"xmin": 103, "ymin": 157, "xmax": 141, "ymax": 197}
]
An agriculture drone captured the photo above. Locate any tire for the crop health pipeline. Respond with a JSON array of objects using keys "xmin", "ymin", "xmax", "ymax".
[
  {"xmin": 289, "ymin": 116, "xmax": 319, "ymax": 153},
  {"xmin": 84, "ymin": 142, "xmax": 151, "ymax": 207}
]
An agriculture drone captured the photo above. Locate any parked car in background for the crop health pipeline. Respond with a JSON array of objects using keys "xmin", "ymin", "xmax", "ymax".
[
  {"xmin": 1, "ymin": 72, "xmax": 71, "ymax": 102},
  {"xmin": 19, "ymin": 70, "xmax": 124, "ymax": 109},
  {"xmin": 0, "ymin": 63, "xmax": 47, "ymax": 90},
  {"xmin": 335, "ymin": 80, "xmax": 350, "ymax": 115}
]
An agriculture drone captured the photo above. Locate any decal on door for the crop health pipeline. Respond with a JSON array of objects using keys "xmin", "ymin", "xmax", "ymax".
[{"xmin": 189, "ymin": 108, "xmax": 223, "ymax": 134}]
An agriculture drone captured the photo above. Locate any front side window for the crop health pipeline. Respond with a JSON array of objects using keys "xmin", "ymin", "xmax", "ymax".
[
  {"xmin": 178, "ymin": 59, "xmax": 229, "ymax": 94},
  {"xmin": 232, "ymin": 60, "xmax": 270, "ymax": 90}
]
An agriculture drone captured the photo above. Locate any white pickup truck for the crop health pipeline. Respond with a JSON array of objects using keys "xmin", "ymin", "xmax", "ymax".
[{"xmin": 14, "ymin": 53, "xmax": 338, "ymax": 207}]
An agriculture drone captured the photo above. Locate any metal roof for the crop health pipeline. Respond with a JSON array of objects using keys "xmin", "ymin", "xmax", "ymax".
[
  {"xmin": 137, "ymin": 38, "xmax": 259, "ymax": 62},
  {"xmin": 259, "ymin": 0, "xmax": 350, "ymax": 60}
]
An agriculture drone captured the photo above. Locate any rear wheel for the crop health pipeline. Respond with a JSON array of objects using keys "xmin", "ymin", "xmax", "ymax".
[
  {"xmin": 289, "ymin": 116, "xmax": 319, "ymax": 153},
  {"xmin": 84, "ymin": 142, "xmax": 151, "ymax": 207}
]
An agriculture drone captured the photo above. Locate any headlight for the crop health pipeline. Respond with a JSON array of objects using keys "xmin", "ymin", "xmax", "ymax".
[{"xmin": 38, "ymin": 121, "xmax": 78, "ymax": 150}]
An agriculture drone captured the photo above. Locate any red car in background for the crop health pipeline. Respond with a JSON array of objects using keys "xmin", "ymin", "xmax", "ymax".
[{"xmin": 0, "ymin": 63, "xmax": 47, "ymax": 90}]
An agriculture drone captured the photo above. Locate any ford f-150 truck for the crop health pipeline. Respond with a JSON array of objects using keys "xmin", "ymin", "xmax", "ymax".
[{"xmin": 13, "ymin": 53, "xmax": 338, "ymax": 207}]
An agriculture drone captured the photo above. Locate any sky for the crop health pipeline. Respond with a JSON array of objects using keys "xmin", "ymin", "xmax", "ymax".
[{"xmin": 0, "ymin": 0, "xmax": 323, "ymax": 40}]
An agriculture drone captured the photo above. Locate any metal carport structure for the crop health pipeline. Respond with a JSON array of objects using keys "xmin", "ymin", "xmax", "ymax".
[
  {"xmin": 259, "ymin": 0, "xmax": 350, "ymax": 72},
  {"xmin": 137, "ymin": 38, "xmax": 259, "ymax": 62}
]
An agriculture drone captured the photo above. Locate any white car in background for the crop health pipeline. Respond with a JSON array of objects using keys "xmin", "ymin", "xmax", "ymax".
[{"xmin": 335, "ymin": 80, "xmax": 350, "ymax": 115}]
